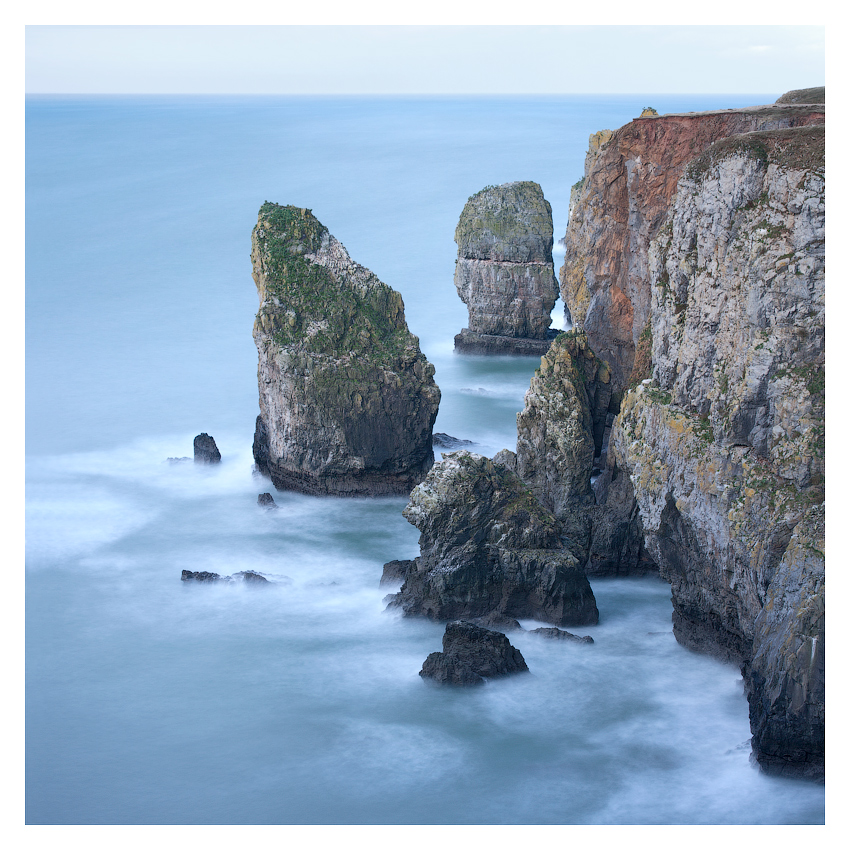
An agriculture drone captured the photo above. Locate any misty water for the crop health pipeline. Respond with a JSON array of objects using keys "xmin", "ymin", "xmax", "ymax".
[{"xmin": 25, "ymin": 94, "xmax": 825, "ymax": 824}]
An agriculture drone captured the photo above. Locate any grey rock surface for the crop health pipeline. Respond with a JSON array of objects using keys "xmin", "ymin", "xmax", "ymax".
[
  {"xmin": 251, "ymin": 203, "xmax": 440, "ymax": 496},
  {"xmin": 453, "ymin": 182, "xmax": 559, "ymax": 350}
]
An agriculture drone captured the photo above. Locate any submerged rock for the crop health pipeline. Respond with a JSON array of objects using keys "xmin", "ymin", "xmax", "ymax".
[
  {"xmin": 386, "ymin": 451, "xmax": 598, "ymax": 627},
  {"xmin": 193, "ymin": 433, "xmax": 221, "ymax": 464},
  {"xmin": 419, "ymin": 621, "xmax": 529, "ymax": 685},
  {"xmin": 257, "ymin": 493, "xmax": 278, "ymax": 509},
  {"xmin": 250, "ymin": 203, "xmax": 441, "ymax": 496},
  {"xmin": 453, "ymin": 181, "xmax": 559, "ymax": 355},
  {"xmin": 529, "ymin": 627, "xmax": 594, "ymax": 644},
  {"xmin": 181, "ymin": 569, "xmax": 269, "ymax": 584}
]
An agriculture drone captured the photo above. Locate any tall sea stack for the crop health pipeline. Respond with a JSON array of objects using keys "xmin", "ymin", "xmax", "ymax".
[
  {"xmin": 453, "ymin": 181, "xmax": 559, "ymax": 355},
  {"xmin": 251, "ymin": 203, "xmax": 441, "ymax": 496}
]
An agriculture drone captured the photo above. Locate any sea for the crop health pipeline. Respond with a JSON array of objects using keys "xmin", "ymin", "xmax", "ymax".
[{"xmin": 25, "ymin": 94, "xmax": 826, "ymax": 825}]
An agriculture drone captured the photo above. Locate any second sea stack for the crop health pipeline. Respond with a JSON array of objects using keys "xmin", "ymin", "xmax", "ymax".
[
  {"xmin": 453, "ymin": 181, "xmax": 559, "ymax": 355},
  {"xmin": 251, "ymin": 203, "xmax": 441, "ymax": 496}
]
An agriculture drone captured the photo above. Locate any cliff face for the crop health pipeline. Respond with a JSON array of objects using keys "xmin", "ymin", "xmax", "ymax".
[
  {"xmin": 561, "ymin": 102, "xmax": 825, "ymax": 393},
  {"xmin": 251, "ymin": 203, "xmax": 441, "ymax": 495},
  {"xmin": 453, "ymin": 181, "xmax": 559, "ymax": 355},
  {"xmin": 611, "ymin": 124, "xmax": 824, "ymax": 778}
]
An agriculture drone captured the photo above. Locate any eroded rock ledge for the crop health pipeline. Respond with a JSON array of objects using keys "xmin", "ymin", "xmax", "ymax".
[
  {"xmin": 385, "ymin": 450, "xmax": 598, "ymax": 627},
  {"xmin": 453, "ymin": 181, "xmax": 559, "ymax": 355},
  {"xmin": 251, "ymin": 203, "xmax": 441, "ymax": 496}
]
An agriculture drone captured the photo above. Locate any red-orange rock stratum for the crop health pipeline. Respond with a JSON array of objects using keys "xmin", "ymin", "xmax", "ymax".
[{"xmin": 561, "ymin": 102, "xmax": 825, "ymax": 394}]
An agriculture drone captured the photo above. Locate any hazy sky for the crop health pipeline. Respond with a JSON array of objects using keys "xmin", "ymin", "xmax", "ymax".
[{"xmin": 25, "ymin": 25, "xmax": 825, "ymax": 95}]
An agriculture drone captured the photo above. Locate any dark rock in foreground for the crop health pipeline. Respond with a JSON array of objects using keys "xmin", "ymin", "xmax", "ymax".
[
  {"xmin": 386, "ymin": 451, "xmax": 598, "ymax": 627},
  {"xmin": 529, "ymin": 627, "xmax": 594, "ymax": 643},
  {"xmin": 194, "ymin": 433, "xmax": 221, "ymax": 464},
  {"xmin": 257, "ymin": 493, "xmax": 278, "ymax": 509},
  {"xmin": 419, "ymin": 621, "xmax": 529, "ymax": 686}
]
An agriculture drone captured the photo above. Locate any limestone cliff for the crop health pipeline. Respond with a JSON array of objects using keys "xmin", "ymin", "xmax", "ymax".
[
  {"xmin": 453, "ymin": 181, "xmax": 559, "ymax": 355},
  {"xmin": 386, "ymin": 451, "xmax": 599, "ymax": 627},
  {"xmin": 611, "ymin": 123, "xmax": 824, "ymax": 778},
  {"xmin": 251, "ymin": 203, "xmax": 441, "ymax": 495},
  {"xmin": 561, "ymin": 101, "xmax": 825, "ymax": 394}
]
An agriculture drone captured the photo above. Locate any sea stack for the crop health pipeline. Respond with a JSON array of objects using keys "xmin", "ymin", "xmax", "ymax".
[
  {"xmin": 385, "ymin": 450, "xmax": 599, "ymax": 627},
  {"xmin": 453, "ymin": 181, "xmax": 559, "ymax": 355},
  {"xmin": 250, "ymin": 203, "xmax": 441, "ymax": 496}
]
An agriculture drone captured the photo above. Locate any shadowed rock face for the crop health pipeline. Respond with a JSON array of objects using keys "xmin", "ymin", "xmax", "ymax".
[
  {"xmin": 250, "ymin": 203, "xmax": 441, "ymax": 496},
  {"xmin": 516, "ymin": 330, "xmax": 615, "ymax": 565},
  {"xmin": 419, "ymin": 621, "xmax": 529, "ymax": 685},
  {"xmin": 453, "ymin": 181, "xmax": 559, "ymax": 354},
  {"xmin": 194, "ymin": 433, "xmax": 221, "ymax": 464},
  {"xmin": 386, "ymin": 451, "xmax": 598, "ymax": 627},
  {"xmin": 561, "ymin": 101, "xmax": 825, "ymax": 394}
]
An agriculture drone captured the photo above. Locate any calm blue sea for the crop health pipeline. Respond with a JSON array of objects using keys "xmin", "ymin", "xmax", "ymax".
[{"xmin": 25, "ymin": 94, "xmax": 825, "ymax": 825}]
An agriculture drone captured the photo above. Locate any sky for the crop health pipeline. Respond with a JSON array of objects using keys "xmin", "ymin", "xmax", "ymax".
[{"xmin": 24, "ymin": 23, "xmax": 825, "ymax": 95}]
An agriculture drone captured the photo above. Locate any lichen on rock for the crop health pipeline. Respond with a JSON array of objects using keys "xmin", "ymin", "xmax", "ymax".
[
  {"xmin": 386, "ymin": 450, "xmax": 598, "ymax": 627},
  {"xmin": 251, "ymin": 202, "xmax": 441, "ymax": 496},
  {"xmin": 453, "ymin": 181, "xmax": 559, "ymax": 354}
]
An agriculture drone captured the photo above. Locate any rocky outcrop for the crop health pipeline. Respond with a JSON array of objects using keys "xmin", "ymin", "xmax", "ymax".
[
  {"xmin": 257, "ymin": 493, "xmax": 278, "ymax": 509},
  {"xmin": 610, "ymin": 123, "xmax": 825, "ymax": 778},
  {"xmin": 386, "ymin": 451, "xmax": 598, "ymax": 627},
  {"xmin": 181, "ymin": 569, "xmax": 269, "ymax": 584},
  {"xmin": 194, "ymin": 433, "xmax": 221, "ymax": 464},
  {"xmin": 432, "ymin": 432, "xmax": 474, "ymax": 450},
  {"xmin": 515, "ymin": 330, "xmax": 616, "ymax": 564},
  {"xmin": 529, "ymin": 627, "xmax": 594, "ymax": 643},
  {"xmin": 419, "ymin": 621, "xmax": 529, "ymax": 685},
  {"xmin": 250, "ymin": 203, "xmax": 440, "ymax": 496},
  {"xmin": 453, "ymin": 182, "xmax": 559, "ymax": 355},
  {"xmin": 561, "ymin": 101, "xmax": 825, "ymax": 395}
]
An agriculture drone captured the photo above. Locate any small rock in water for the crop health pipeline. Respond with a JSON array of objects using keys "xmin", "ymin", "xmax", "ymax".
[
  {"xmin": 432, "ymin": 433, "xmax": 474, "ymax": 449},
  {"xmin": 529, "ymin": 627, "xmax": 594, "ymax": 643},
  {"xmin": 181, "ymin": 570, "xmax": 228, "ymax": 583},
  {"xmin": 167, "ymin": 456, "xmax": 191, "ymax": 465},
  {"xmin": 194, "ymin": 433, "xmax": 221, "ymax": 464},
  {"xmin": 419, "ymin": 621, "xmax": 529, "ymax": 686},
  {"xmin": 233, "ymin": 570, "xmax": 269, "ymax": 584},
  {"xmin": 257, "ymin": 493, "xmax": 278, "ymax": 509}
]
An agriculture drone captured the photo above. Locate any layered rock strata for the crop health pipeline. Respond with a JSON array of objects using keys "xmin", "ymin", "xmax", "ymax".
[
  {"xmin": 561, "ymin": 100, "xmax": 825, "ymax": 394},
  {"xmin": 610, "ymin": 124, "xmax": 825, "ymax": 778},
  {"xmin": 453, "ymin": 182, "xmax": 559, "ymax": 355},
  {"xmin": 419, "ymin": 621, "xmax": 529, "ymax": 686},
  {"xmin": 251, "ymin": 203, "xmax": 441, "ymax": 496},
  {"xmin": 386, "ymin": 450, "xmax": 598, "ymax": 627}
]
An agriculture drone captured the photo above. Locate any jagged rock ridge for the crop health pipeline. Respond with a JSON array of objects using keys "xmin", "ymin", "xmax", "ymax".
[
  {"xmin": 250, "ymin": 203, "xmax": 441, "ymax": 496},
  {"xmin": 386, "ymin": 450, "xmax": 598, "ymax": 627}
]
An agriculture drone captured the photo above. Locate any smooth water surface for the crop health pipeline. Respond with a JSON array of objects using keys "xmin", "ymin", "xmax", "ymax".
[{"xmin": 25, "ymin": 94, "xmax": 824, "ymax": 825}]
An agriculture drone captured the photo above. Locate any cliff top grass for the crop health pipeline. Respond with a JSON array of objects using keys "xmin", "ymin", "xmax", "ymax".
[
  {"xmin": 685, "ymin": 124, "xmax": 825, "ymax": 180},
  {"xmin": 775, "ymin": 86, "xmax": 825, "ymax": 105},
  {"xmin": 455, "ymin": 180, "xmax": 553, "ymax": 262},
  {"xmin": 254, "ymin": 203, "xmax": 418, "ymax": 366}
]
